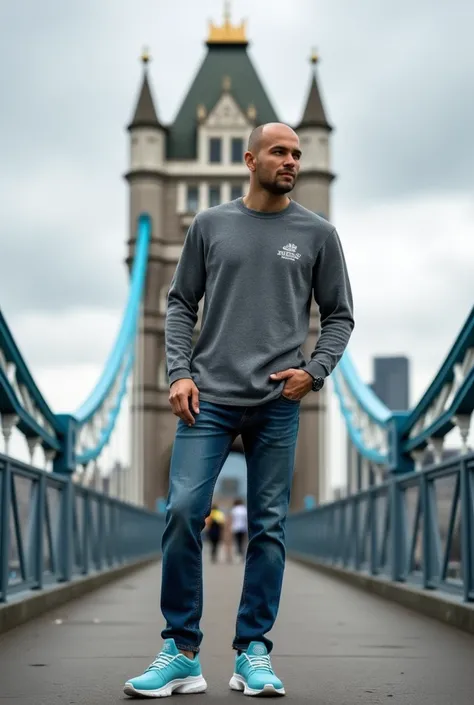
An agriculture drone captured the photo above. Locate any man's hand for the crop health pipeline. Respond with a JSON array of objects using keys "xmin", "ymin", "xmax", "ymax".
[
  {"xmin": 270, "ymin": 368, "xmax": 313, "ymax": 400},
  {"xmin": 169, "ymin": 378, "xmax": 200, "ymax": 425}
]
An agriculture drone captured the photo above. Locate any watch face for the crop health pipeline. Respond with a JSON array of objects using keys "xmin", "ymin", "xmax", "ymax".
[{"xmin": 312, "ymin": 377, "xmax": 324, "ymax": 392}]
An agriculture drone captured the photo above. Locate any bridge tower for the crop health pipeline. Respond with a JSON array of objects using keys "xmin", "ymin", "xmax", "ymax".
[
  {"xmin": 292, "ymin": 50, "xmax": 335, "ymax": 507},
  {"xmin": 125, "ymin": 14, "xmax": 335, "ymax": 511},
  {"xmin": 125, "ymin": 49, "xmax": 169, "ymax": 507}
]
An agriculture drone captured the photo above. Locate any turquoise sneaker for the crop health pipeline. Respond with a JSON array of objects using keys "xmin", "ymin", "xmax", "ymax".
[
  {"xmin": 124, "ymin": 638, "xmax": 207, "ymax": 698},
  {"xmin": 229, "ymin": 641, "xmax": 285, "ymax": 697}
]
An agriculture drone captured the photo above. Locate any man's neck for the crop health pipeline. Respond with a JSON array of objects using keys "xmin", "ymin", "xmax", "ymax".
[{"xmin": 243, "ymin": 190, "xmax": 291, "ymax": 213}]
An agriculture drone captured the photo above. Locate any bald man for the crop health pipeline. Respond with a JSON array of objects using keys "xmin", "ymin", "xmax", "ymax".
[{"xmin": 124, "ymin": 123, "xmax": 355, "ymax": 698}]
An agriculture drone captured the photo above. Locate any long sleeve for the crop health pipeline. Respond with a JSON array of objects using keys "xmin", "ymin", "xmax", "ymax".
[
  {"xmin": 165, "ymin": 217, "xmax": 206, "ymax": 385},
  {"xmin": 303, "ymin": 227, "xmax": 355, "ymax": 379}
]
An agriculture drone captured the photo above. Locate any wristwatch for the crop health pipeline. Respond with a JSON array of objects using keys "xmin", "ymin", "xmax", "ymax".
[{"xmin": 310, "ymin": 375, "xmax": 325, "ymax": 392}]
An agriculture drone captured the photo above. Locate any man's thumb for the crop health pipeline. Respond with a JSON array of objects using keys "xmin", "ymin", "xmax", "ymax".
[
  {"xmin": 191, "ymin": 385, "xmax": 200, "ymax": 413},
  {"xmin": 270, "ymin": 369, "xmax": 293, "ymax": 381}
]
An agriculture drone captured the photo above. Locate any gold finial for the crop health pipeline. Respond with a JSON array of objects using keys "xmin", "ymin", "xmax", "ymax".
[
  {"xmin": 141, "ymin": 46, "xmax": 151, "ymax": 65},
  {"xmin": 207, "ymin": 1, "xmax": 247, "ymax": 44},
  {"xmin": 197, "ymin": 104, "xmax": 207, "ymax": 121},
  {"xmin": 310, "ymin": 47, "xmax": 319, "ymax": 65},
  {"xmin": 247, "ymin": 104, "xmax": 256, "ymax": 121},
  {"xmin": 222, "ymin": 75, "xmax": 232, "ymax": 91}
]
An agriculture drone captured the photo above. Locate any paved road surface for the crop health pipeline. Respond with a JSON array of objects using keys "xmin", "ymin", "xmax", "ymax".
[{"xmin": 0, "ymin": 552, "xmax": 473, "ymax": 704}]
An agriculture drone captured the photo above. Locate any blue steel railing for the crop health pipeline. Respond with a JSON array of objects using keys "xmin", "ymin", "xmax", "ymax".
[
  {"xmin": 332, "ymin": 305, "xmax": 474, "ymax": 470},
  {"xmin": 333, "ymin": 354, "xmax": 391, "ymax": 466},
  {"xmin": 0, "ymin": 213, "xmax": 151, "ymax": 476},
  {"xmin": 287, "ymin": 451, "xmax": 474, "ymax": 602},
  {"xmin": 73, "ymin": 214, "xmax": 150, "ymax": 416},
  {"xmin": 402, "ymin": 306, "xmax": 474, "ymax": 454},
  {"xmin": 60, "ymin": 212, "xmax": 151, "ymax": 471},
  {"xmin": 0, "ymin": 311, "xmax": 60, "ymax": 454},
  {"xmin": 0, "ymin": 453, "xmax": 165, "ymax": 603}
]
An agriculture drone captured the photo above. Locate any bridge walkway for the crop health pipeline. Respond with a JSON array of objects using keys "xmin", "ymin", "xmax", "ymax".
[{"xmin": 0, "ymin": 552, "xmax": 473, "ymax": 704}]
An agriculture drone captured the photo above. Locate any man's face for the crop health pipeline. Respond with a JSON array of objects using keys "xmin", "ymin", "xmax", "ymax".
[{"xmin": 252, "ymin": 129, "xmax": 302, "ymax": 195}]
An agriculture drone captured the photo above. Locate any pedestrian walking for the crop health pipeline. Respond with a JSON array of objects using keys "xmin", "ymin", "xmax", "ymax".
[{"xmin": 230, "ymin": 499, "xmax": 247, "ymax": 561}]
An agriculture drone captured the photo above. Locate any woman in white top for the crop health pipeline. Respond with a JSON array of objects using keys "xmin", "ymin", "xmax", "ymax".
[{"xmin": 230, "ymin": 498, "xmax": 248, "ymax": 559}]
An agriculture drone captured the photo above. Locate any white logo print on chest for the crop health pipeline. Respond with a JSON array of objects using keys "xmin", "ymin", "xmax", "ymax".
[{"xmin": 277, "ymin": 242, "xmax": 301, "ymax": 262}]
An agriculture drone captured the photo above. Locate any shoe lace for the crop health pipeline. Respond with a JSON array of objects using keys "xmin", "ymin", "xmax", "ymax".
[
  {"xmin": 247, "ymin": 654, "xmax": 274, "ymax": 673},
  {"xmin": 146, "ymin": 651, "xmax": 175, "ymax": 672}
]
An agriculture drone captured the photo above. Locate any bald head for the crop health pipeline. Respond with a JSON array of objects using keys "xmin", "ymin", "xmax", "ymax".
[
  {"xmin": 244, "ymin": 122, "xmax": 301, "ymax": 196},
  {"xmin": 247, "ymin": 122, "xmax": 298, "ymax": 154}
]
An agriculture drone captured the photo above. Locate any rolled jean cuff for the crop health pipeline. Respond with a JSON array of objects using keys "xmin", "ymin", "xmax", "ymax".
[
  {"xmin": 174, "ymin": 642, "xmax": 200, "ymax": 654},
  {"xmin": 232, "ymin": 644, "xmax": 246, "ymax": 653},
  {"xmin": 232, "ymin": 639, "xmax": 273, "ymax": 653}
]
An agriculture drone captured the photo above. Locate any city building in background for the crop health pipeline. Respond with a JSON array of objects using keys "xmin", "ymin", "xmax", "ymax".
[{"xmin": 371, "ymin": 356, "xmax": 410, "ymax": 411}]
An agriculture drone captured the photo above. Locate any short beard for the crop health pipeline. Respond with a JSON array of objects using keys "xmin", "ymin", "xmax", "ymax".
[{"xmin": 258, "ymin": 177, "xmax": 295, "ymax": 195}]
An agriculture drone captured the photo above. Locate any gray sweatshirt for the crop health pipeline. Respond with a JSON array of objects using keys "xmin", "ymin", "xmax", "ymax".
[{"xmin": 165, "ymin": 198, "xmax": 354, "ymax": 406}]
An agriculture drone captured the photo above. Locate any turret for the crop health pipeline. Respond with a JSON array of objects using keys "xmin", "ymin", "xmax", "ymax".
[
  {"xmin": 296, "ymin": 50, "xmax": 332, "ymax": 174},
  {"xmin": 124, "ymin": 49, "xmax": 167, "ymax": 507},
  {"xmin": 125, "ymin": 49, "xmax": 166, "ymax": 260},
  {"xmin": 291, "ymin": 49, "xmax": 336, "ymax": 507},
  {"xmin": 294, "ymin": 50, "xmax": 334, "ymax": 219},
  {"xmin": 127, "ymin": 49, "xmax": 166, "ymax": 174}
]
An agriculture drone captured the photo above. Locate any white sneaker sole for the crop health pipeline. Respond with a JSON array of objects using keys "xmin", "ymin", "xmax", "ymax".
[
  {"xmin": 229, "ymin": 674, "xmax": 286, "ymax": 697},
  {"xmin": 124, "ymin": 675, "xmax": 207, "ymax": 698}
]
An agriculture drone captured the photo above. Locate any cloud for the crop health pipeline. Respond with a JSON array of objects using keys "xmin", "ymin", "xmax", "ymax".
[
  {"xmin": 1, "ymin": 0, "xmax": 473, "ymax": 481},
  {"xmin": 2, "ymin": 0, "xmax": 472, "ymax": 316},
  {"xmin": 0, "ymin": 159, "xmax": 128, "ymax": 316},
  {"xmin": 11, "ymin": 308, "xmax": 122, "ymax": 370},
  {"xmin": 0, "ymin": 0, "xmax": 474, "ymax": 315},
  {"xmin": 335, "ymin": 193, "xmax": 473, "ymax": 402},
  {"xmin": 314, "ymin": 0, "xmax": 474, "ymax": 202}
]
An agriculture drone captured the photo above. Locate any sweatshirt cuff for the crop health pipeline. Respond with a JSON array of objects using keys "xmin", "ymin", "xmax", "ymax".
[
  {"xmin": 168, "ymin": 368, "xmax": 192, "ymax": 386},
  {"xmin": 302, "ymin": 361, "xmax": 328, "ymax": 380}
]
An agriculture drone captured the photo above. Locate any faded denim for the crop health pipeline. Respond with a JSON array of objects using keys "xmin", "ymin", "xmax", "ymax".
[{"xmin": 160, "ymin": 397, "xmax": 300, "ymax": 653}]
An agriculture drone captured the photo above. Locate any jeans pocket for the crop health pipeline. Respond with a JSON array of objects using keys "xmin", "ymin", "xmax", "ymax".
[{"xmin": 280, "ymin": 395, "xmax": 300, "ymax": 404}]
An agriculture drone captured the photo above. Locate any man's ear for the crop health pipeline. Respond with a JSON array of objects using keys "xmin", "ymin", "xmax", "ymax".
[{"xmin": 244, "ymin": 151, "xmax": 256, "ymax": 172}]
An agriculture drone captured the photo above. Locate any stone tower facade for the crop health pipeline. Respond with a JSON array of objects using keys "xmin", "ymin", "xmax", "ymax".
[
  {"xmin": 291, "ymin": 50, "xmax": 335, "ymax": 507},
  {"xmin": 125, "ymin": 13, "xmax": 335, "ymax": 511}
]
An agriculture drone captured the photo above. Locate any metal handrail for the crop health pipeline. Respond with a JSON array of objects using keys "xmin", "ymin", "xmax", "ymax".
[
  {"xmin": 0, "ymin": 452, "xmax": 164, "ymax": 603},
  {"xmin": 287, "ymin": 451, "xmax": 474, "ymax": 603}
]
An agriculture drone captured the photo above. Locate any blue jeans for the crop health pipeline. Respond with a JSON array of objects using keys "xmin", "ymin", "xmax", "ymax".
[{"xmin": 160, "ymin": 396, "xmax": 300, "ymax": 654}]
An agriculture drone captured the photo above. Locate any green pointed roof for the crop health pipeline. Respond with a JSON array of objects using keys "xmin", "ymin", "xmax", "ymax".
[
  {"xmin": 128, "ymin": 66, "xmax": 163, "ymax": 131},
  {"xmin": 167, "ymin": 43, "xmax": 279, "ymax": 159},
  {"xmin": 297, "ymin": 58, "xmax": 331, "ymax": 131}
]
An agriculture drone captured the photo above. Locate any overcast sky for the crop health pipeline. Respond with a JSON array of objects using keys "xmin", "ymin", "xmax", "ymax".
[{"xmin": 1, "ymin": 0, "xmax": 473, "ymax": 479}]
